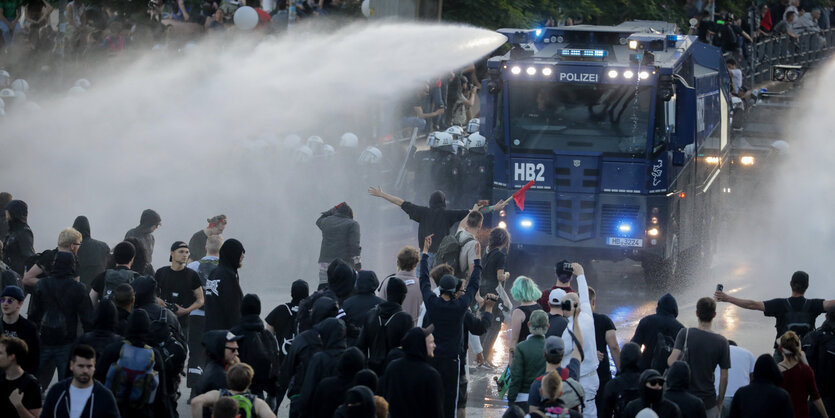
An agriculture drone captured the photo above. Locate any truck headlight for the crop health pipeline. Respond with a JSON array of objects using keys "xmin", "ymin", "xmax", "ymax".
[
  {"xmin": 498, "ymin": 221, "xmax": 507, "ymax": 229},
  {"xmin": 740, "ymin": 156, "xmax": 755, "ymax": 166},
  {"xmin": 647, "ymin": 227, "xmax": 660, "ymax": 237}
]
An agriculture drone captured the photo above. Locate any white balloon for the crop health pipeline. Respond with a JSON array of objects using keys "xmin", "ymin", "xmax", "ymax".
[
  {"xmin": 361, "ymin": 0, "xmax": 371, "ymax": 17},
  {"xmin": 234, "ymin": 6, "xmax": 259, "ymax": 31}
]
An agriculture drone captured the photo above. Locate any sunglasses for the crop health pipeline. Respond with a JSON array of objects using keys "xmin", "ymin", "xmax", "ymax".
[
  {"xmin": 0, "ymin": 297, "xmax": 19, "ymax": 304},
  {"xmin": 647, "ymin": 379, "xmax": 664, "ymax": 387},
  {"xmin": 225, "ymin": 346, "xmax": 239, "ymax": 352}
]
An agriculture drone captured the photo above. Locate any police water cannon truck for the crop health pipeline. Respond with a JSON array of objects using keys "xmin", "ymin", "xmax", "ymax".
[{"xmin": 481, "ymin": 21, "xmax": 733, "ymax": 283}]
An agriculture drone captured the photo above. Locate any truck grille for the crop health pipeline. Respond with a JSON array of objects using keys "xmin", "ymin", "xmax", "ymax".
[
  {"xmin": 515, "ymin": 201, "xmax": 551, "ymax": 234},
  {"xmin": 555, "ymin": 195, "xmax": 596, "ymax": 241},
  {"xmin": 600, "ymin": 204, "xmax": 641, "ymax": 236}
]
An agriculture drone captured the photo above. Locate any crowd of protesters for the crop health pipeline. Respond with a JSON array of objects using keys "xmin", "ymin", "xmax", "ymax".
[{"xmin": 2, "ymin": 184, "xmax": 835, "ymax": 418}]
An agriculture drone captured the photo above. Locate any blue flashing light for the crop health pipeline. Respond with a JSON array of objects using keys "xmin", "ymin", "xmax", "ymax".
[
  {"xmin": 559, "ymin": 49, "xmax": 608, "ymax": 58},
  {"xmin": 520, "ymin": 219, "xmax": 534, "ymax": 229},
  {"xmin": 535, "ymin": 28, "xmax": 543, "ymax": 38},
  {"xmin": 666, "ymin": 34, "xmax": 684, "ymax": 42},
  {"xmin": 616, "ymin": 221, "xmax": 633, "ymax": 235}
]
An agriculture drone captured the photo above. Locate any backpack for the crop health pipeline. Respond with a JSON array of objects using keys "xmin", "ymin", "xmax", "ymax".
[
  {"xmin": 147, "ymin": 309, "xmax": 187, "ymax": 382},
  {"xmin": 276, "ymin": 303, "xmax": 300, "ymax": 358},
  {"xmin": 804, "ymin": 325, "xmax": 835, "ymax": 392},
  {"xmin": 783, "ymin": 299, "xmax": 816, "ymax": 338},
  {"xmin": 37, "ymin": 280, "xmax": 69, "ymax": 346},
  {"xmin": 102, "ymin": 269, "xmax": 138, "ymax": 300},
  {"xmin": 432, "ymin": 231, "xmax": 473, "ymax": 278},
  {"xmin": 651, "ymin": 331, "xmax": 676, "ymax": 374},
  {"xmin": 218, "ymin": 389, "xmax": 258, "ymax": 418},
  {"xmin": 105, "ymin": 343, "xmax": 160, "ymax": 409},
  {"xmin": 367, "ymin": 307, "xmax": 407, "ymax": 373},
  {"xmin": 558, "ymin": 375, "xmax": 585, "ymax": 411},
  {"xmin": 614, "ymin": 384, "xmax": 640, "ymax": 417}
]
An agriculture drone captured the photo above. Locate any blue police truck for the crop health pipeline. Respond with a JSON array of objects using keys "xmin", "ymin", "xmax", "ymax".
[{"xmin": 481, "ymin": 21, "xmax": 733, "ymax": 283}]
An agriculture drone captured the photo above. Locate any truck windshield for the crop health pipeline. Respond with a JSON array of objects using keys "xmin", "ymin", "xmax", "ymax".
[{"xmin": 507, "ymin": 81, "xmax": 653, "ymax": 157}]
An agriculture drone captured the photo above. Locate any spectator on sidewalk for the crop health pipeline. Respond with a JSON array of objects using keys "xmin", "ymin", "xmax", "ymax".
[{"xmin": 667, "ymin": 297, "xmax": 730, "ymax": 418}]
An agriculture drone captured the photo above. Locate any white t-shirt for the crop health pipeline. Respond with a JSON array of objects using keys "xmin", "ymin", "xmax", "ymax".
[
  {"xmin": 69, "ymin": 384, "xmax": 94, "ymax": 418},
  {"xmin": 714, "ymin": 345, "xmax": 755, "ymax": 398},
  {"xmin": 730, "ymin": 68, "xmax": 743, "ymax": 94}
]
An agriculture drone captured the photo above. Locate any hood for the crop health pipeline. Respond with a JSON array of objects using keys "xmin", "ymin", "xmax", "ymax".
[
  {"xmin": 328, "ymin": 259, "xmax": 356, "ymax": 301},
  {"xmin": 132, "ymin": 275, "xmax": 157, "ymax": 306},
  {"xmin": 219, "ymin": 239, "xmax": 245, "ymax": 271},
  {"xmin": 52, "ymin": 251, "xmax": 77, "ymax": 278},
  {"xmin": 125, "ymin": 309, "xmax": 151, "ymax": 346},
  {"xmin": 619, "ymin": 342, "xmax": 642, "ymax": 373},
  {"xmin": 291, "ymin": 279, "xmax": 310, "ymax": 304},
  {"xmin": 93, "ymin": 300, "xmax": 119, "ymax": 332},
  {"xmin": 241, "ymin": 293, "xmax": 261, "ymax": 316},
  {"xmin": 316, "ymin": 317, "xmax": 347, "ymax": 350},
  {"xmin": 351, "ymin": 369, "xmax": 378, "ymax": 393},
  {"xmin": 666, "ymin": 361, "xmax": 691, "ymax": 391},
  {"xmin": 138, "ymin": 209, "xmax": 161, "ymax": 228},
  {"xmin": 752, "ymin": 353, "xmax": 783, "ymax": 385},
  {"xmin": 202, "ymin": 329, "xmax": 242, "ymax": 361},
  {"xmin": 355, "ymin": 271, "xmax": 379, "ymax": 295},
  {"xmin": 656, "ymin": 293, "xmax": 679, "ymax": 317},
  {"xmin": 401, "ymin": 327, "xmax": 429, "ymax": 360},
  {"xmin": 337, "ymin": 346, "xmax": 366, "ymax": 378},
  {"xmin": 4, "ymin": 200, "xmax": 28, "ymax": 224},
  {"xmin": 340, "ymin": 385, "xmax": 376, "ymax": 418},
  {"xmin": 311, "ymin": 296, "xmax": 339, "ymax": 326},
  {"xmin": 72, "ymin": 216, "xmax": 91, "ymax": 238},
  {"xmin": 638, "ymin": 369, "xmax": 664, "ymax": 401},
  {"xmin": 429, "ymin": 190, "xmax": 446, "ymax": 209}
]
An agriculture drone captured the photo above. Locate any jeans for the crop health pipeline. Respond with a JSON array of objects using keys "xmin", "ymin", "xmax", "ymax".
[
  {"xmin": 0, "ymin": 19, "xmax": 21, "ymax": 46},
  {"xmin": 38, "ymin": 343, "xmax": 72, "ymax": 389}
]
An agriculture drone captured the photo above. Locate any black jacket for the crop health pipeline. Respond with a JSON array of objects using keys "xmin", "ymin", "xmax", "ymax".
[
  {"xmin": 297, "ymin": 318, "xmax": 347, "ymax": 416},
  {"xmin": 601, "ymin": 342, "xmax": 643, "ymax": 418},
  {"xmin": 41, "ymin": 379, "xmax": 120, "ymax": 418},
  {"xmin": 316, "ymin": 209, "xmax": 361, "ymax": 267},
  {"xmin": 355, "ymin": 301, "xmax": 413, "ymax": 375},
  {"xmin": 204, "ymin": 239, "xmax": 244, "ymax": 331},
  {"xmin": 342, "ymin": 271, "xmax": 384, "ymax": 332},
  {"xmin": 132, "ymin": 276, "xmax": 183, "ymax": 342},
  {"xmin": 2, "ymin": 200, "xmax": 35, "ymax": 275},
  {"xmin": 399, "ymin": 194, "xmax": 470, "ymax": 253},
  {"xmin": 728, "ymin": 354, "xmax": 795, "ymax": 418},
  {"xmin": 311, "ymin": 346, "xmax": 365, "ymax": 418},
  {"xmin": 381, "ymin": 327, "xmax": 444, "ymax": 418},
  {"xmin": 230, "ymin": 295, "xmax": 278, "ymax": 396},
  {"xmin": 624, "ymin": 369, "xmax": 682, "ymax": 418},
  {"xmin": 73, "ymin": 216, "xmax": 111, "ymax": 289},
  {"xmin": 193, "ymin": 330, "xmax": 235, "ymax": 398},
  {"xmin": 664, "ymin": 361, "xmax": 707, "ymax": 418},
  {"xmin": 76, "ymin": 300, "xmax": 123, "ymax": 361},
  {"xmin": 30, "ymin": 252, "xmax": 94, "ymax": 346},
  {"xmin": 631, "ymin": 293, "xmax": 685, "ymax": 370},
  {"xmin": 124, "ymin": 209, "xmax": 160, "ymax": 261}
]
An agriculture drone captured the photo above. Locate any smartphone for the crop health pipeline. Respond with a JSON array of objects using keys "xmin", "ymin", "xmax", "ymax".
[{"xmin": 716, "ymin": 284, "xmax": 724, "ymax": 292}]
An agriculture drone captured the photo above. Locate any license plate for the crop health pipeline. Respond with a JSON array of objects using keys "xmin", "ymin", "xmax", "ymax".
[{"xmin": 606, "ymin": 237, "xmax": 643, "ymax": 247}]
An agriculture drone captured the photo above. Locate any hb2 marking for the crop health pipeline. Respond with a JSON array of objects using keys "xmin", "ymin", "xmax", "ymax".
[{"xmin": 514, "ymin": 162, "xmax": 545, "ymax": 182}]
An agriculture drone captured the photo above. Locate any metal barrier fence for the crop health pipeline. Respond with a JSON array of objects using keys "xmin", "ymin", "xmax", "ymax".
[{"xmin": 744, "ymin": 29, "xmax": 835, "ymax": 86}]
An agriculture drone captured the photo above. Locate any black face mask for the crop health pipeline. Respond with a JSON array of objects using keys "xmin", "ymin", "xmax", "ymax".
[{"xmin": 645, "ymin": 386, "xmax": 664, "ymax": 404}]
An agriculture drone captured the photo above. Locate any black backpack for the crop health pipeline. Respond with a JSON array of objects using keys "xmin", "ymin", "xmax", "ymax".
[
  {"xmin": 783, "ymin": 299, "xmax": 816, "ymax": 338},
  {"xmin": 275, "ymin": 303, "xmax": 300, "ymax": 360},
  {"xmin": 147, "ymin": 309, "xmax": 187, "ymax": 384},
  {"xmin": 38, "ymin": 280, "xmax": 69, "ymax": 346},
  {"xmin": 651, "ymin": 331, "xmax": 676, "ymax": 374},
  {"xmin": 366, "ymin": 307, "xmax": 407, "ymax": 374},
  {"xmin": 614, "ymin": 384, "xmax": 640, "ymax": 417},
  {"xmin": 432, "ymin": 231, "xmax": 473, "ymax": 278}
]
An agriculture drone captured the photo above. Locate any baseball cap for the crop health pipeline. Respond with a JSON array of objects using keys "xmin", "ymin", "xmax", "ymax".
[
  {"xmin": 549, "ymin": 288, "xmax": 567, "ymax": 306},
  {"xmin": 528, "ymin": 310, "xmax": 549, "ymax": 336},
  {"xmin": 225, "ymin": 331, "xmax": 244, "ymax": 342},
  {"xmin": 169, "ymin": 241, "xmax": 188, "ymax": 261},
  {"xmin": 544, "ymin": 335, "xmax": 565, "ymax": 357},
  {"xmin": 439, "ymin": 275, "xmax": 458, "ymax": 293},
  {"xmin": 1, "ymin": 285, "xmax": 25, "ymax": 302}
]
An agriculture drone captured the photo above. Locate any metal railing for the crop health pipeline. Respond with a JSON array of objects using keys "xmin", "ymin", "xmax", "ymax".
[{"xmin": 743, "ymin": 29, "xmax": 835, "ymax": 86}]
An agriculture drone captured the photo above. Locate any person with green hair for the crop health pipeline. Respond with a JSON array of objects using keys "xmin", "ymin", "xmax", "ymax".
[{"xmin": 509, "ymin": 276, "xmax": 544, "ymax": 359}]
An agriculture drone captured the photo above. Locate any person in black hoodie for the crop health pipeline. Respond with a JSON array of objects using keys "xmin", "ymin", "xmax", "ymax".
[
  {"xmin": 664, "ymin": 361, "xmax": 707, "ymax": 418},
  {"xmin": 312, "ymin": 346, "xmax": 366, "ymax": 418},
  {"xmin": 342, "ymin": 270, "xmax": 384, "ymax": 334},
  {"xmin": 623, "ymin": 369, "xmax": 682, "ymax": 418},
  {"xmin": 75, "ymin": 300, "xmax": 123, "ymax": 361},
  {"xmin": 275, "ymin": 295, "xmax": 337, "ymax": 413},
  {"xmin": 381, "ymin": 326, "xmax": 443, "ymax": 418},
  {"xmin": 30, "ymin": 251, "xmax": 94, "ymax": 386},
  {"xmin": 124, "ymin": 209, "xmax": 161, "ymax": 262},
  {"xmin": 265, "ymin": 279, "xmax": 309, "ymax": 366},
  {"xmin": 2, "ymin": 200, "xmax": 34, "ymax": 276},
  {"xmin": 327, "ymin": 258, "xmax": 357, "ymax": 306},
  {"xmin": 72, "ymin": 216, "xmax": 110, "ymax": 290},
  {"xmin": 230, "ymin": 294, "xmax": 278, "ymax": 400},
  {"xmin": 41, "ymin": 344, "xmax": 119, "ymax": 418},
  {"xmin": 334, "ymin": 385, "xmax": 377, "ymax": 418},
  {"xmin": 297, "ymin": 317, "xmax": 348, "ymax": 417},
  {"xmin": 631, "ymin": 293, "xmax": 685, "ymax": 371},
  {"xmin": 96, "ymin": 309, "xmax": 172, "ymax": 418},
  {"xmin": 728, "ymin": 354, "xmax": 794, "ymax": 418},
  {"xmin": 192, "ymin": 329, "xmax": 243, "ymax": 398},
  {"xmin": 600, "ymin": 342, "xmax": 643, "ymax": 418},
  {"xmin": 132, "ymin": 276, "xmax": 183, "ymax": 343},
  {"xmin": 316, "ymin": 202, "xmax": 361, "ymax": 286},
  {"xmin": 204, "ymin": 239, "xmax": 245, "ymax": 332},
  {"xmin": 356, "ymin": 276, "xmax": 413, "ymax": 375},
  {"xmin": 125, "ymin": 237, "xmax": 154, "ymax": 276}
]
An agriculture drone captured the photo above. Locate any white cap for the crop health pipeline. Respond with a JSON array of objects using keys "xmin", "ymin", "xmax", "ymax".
[{"xmin": 549, "ymin": 288, "xmax": 567, "ymax": 305}]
